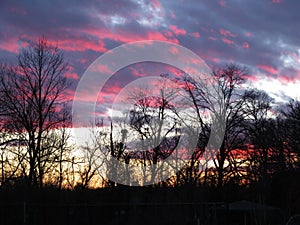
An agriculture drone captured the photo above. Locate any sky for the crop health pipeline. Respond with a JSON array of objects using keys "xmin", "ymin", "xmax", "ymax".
[{"xmin": 1, "ymin": 0, "xmax": 300, "ymax": 116}]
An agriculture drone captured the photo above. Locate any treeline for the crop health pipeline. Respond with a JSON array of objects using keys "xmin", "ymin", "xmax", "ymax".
[{"xmin": 0, "ymin": 37, "xmax": 299, "ymax": 202}]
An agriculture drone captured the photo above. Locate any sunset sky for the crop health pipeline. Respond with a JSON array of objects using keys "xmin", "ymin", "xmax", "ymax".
[{"xmin": 1, "ymin": 0, "xmax": 300, "ymax": 116}]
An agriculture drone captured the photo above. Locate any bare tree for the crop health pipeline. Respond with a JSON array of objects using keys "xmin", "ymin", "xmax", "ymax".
[
  {"xmin": 174, "ymin": 70, "xmax": 216, "ymax": 186},
  {"xmin": 179, "ymin": 64, "xmax": 248, "ymax": 188},
  {"xmin": 76, "ymin": 123, "xmax": 111, "ymax": 189},
  {"xmin": 41, "ymin": 116, "xmax": 74, "ymax": 189},
  {"xmin": 212, "ymin": 64, "xmax": 249, "ymax": 189},
  {"xmin": 107, "ymin": 75, "xmax": 181, "ymax": 186},
  {"xmin": 0, "ymin": 37, "xmax": 69, "ymax": 188},
  {"xmin": 280, "ymin": 99, "xmax": 300, "ymax": 169},
  {"xmin": 242, "ymin": 89, "xmax": 274, "ymax": 184},
  {"xmin": 0, "ymin": 125, "xmax": 26, "ymax": 186}
]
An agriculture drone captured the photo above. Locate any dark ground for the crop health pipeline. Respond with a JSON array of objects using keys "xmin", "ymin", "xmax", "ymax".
[{"xmin": 0, "ymin": 171, "xmax": 300, "ymax": 225}]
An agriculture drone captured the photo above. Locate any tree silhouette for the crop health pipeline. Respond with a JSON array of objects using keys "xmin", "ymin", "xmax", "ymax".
[{"xmin": 0, "ymin": 37, "xmax": 69, "ymax": 188}]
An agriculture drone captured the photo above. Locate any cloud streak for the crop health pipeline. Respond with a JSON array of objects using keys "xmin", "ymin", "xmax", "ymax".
[{"xmin": 0, "ymin": 0, "xmax": 299, "ymax": 107}]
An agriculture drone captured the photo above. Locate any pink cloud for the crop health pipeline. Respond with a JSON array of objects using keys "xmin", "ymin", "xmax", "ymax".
[
  {"xmin": 169, "ymin": 25, "xmax": 187, "ymax": 36},
  {"xmin": 55, "ymin": 39, "xmax": 107, "ymax": 52},
  {"xmin": 211, "ymin": 57, "xmax": 220, "ymax": 63},
  {"xmin": 221, "ymin": 37, "xmax": 234, "ymax": 45},
  {"xmin": 150, "ymin": 0, "xmax": 162, "ymax": 9},
  {"xmin": 276, "ymin": 68, "xmax": 300, "ymax": 83},
  {"xmin": 0, "ymin": 40, "xmax": 19, "ymax": 53},
  {"xmin": 272, "ymin": 0, "xmax": 282, "ymax": 3},
  {"xmin": 130, "ymin": 67, "xmax": 147, "ymax": 77},
  {"xmin": 97, "ymin": 93, "xmax": 115, "ymax": 104},
  {"xmin": 219, "ymin": 1, "xmax": 226, "ymax": 7},
  {"xmin": 64, "ymin": 89, "xmax": 75, "ymax": 101},
  {"xmin": 257, "ymin": 64, "xmax": 278, "ymax": 75},
  {"xmin": 103, "ymin": 84, "xmax": 122, "ymax": 94},
  {"xmin": 98, "ymin": 83, "xmax": 134, "ymax": 105},
  {"xmin": 182, "ymin": 66, "xmax": 200, "ymax": 76},
  {"xmin": 15, "ymin": 33, "xmax": 108, "ymax": 53},
  {"xmin": 243, "ymin": 73, "xmax": 259, "ymax": 82},
  {"xmin": 163, "ymin": 30, "xmax": 173, "ymax": 37},
  {"xmin": 191, "ymin": 32, "xmax": 200, "ymax": 38},
  {"xmin": 279, "ymin": 75, "xmax": 294, "ymax": 83},
  {"xmin": 146, "ymin": 31, "xmax": 179, "ymax": 42},
  {"xmin": 169, "ymin": 46, "xmax": 179, "ymax": 55},
  {"xmin": 243, "ymin": 42, "xmax": 249, "ymax": 49},
  {"xmin": 91, "ymin": 64, "xmax": 113, "ymax": 74},
  {"xmin": 245, "ymin": 32, "xmax": 253, "ymax": 37},
  {"xmin": 219, "ymin": 28, "xmax": 236, "ymax": 38},
  {"xmin": 83, "ymin": 27, "xmax": 179, "ymax": 44},
  {"xmin": 0, "ymin": 37, "xmax": 29, "ymax": 53},
  {"xmin": 79, "ymin": 58, "xmax": 87, "ymax": 65},
  {"xmin": 165, "ymin": 65, "xmax": 182, "ymax": 77},
  {"xmin": 64, "ymin": 72, "xmax": 79, "ymax": 80}
]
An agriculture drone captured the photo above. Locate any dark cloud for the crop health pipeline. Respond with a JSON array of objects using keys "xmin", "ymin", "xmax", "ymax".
[{"xmin": 0, "ymin": 0, "xmax": 300, "ymax": 104}]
